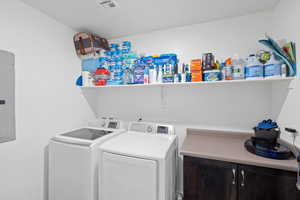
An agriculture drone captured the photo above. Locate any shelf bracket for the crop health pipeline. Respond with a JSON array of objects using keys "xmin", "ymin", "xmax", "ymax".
[{"xmin": 160, "ymin": 85, "xmax": 167, "ymax": 107}]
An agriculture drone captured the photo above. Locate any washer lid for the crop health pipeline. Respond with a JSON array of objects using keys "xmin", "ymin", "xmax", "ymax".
[
  {"xmin": 99, "ymin": 132, "xmax": 177, "ymax": 159},
  {"xmin": 52, "ymin": 127, "xmax": 126, "ymax": 146},
  {"xmin": 61, "ymin": 128, "xmax": 112, "ymax": 140}
]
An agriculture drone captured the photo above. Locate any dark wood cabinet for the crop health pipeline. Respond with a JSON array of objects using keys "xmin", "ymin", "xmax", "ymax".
[
  {"xmin": 238, "ymin": 164, "xmax": 300, "ymax": 200},
  {"xmin": 184, "ymin": 156, "xmax": 237, "ymax": 200},
  {"xmin": 184, "ymin": 156, "xmax": 300, "ymax": 200}
]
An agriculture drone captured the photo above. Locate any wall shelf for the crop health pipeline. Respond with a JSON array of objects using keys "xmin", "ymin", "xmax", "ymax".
[{"xmin": 80, "ymin": 77, "xmax": 295, "ymax": 89}]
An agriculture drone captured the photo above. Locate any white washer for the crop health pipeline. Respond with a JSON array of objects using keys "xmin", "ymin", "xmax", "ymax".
[
  {"xmin": 49, "ymin": 120, "xmax": 126, "ymax": 200},
  {"xmin": 98, "ymin": 122, "xmax": 178, "ymax": 200}
]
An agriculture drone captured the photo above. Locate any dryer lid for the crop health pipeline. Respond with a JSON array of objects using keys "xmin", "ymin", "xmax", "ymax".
[{"xmin": 99, "ymin": 132, "xmax": 177, "ymax": 159}]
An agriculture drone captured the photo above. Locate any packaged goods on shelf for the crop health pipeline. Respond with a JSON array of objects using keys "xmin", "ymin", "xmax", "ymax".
[
  {"xmin": 73, "ymin": 32, "xmax": 110, "ymax": 59},
  {"xmin": 190, "ymin": 59, "xmax": 203, "ymax": 82},
  {"xmin": 76, "ymin": 35, "xmax": 297, "ymax": 87}
]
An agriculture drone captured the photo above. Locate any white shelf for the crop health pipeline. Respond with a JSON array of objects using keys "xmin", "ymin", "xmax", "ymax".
[{"xmin": 80, "ymin": 77, "xmax": 295, "ymax": 89}]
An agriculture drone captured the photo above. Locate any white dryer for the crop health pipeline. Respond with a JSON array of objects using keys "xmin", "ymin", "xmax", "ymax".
[
  {"xmin": 98, "ymin": 122, "xmax": 178, "ymax": 200},
  {"xmin": 49, "ymin": 119, "xmax": 126, "ymax": 200}
]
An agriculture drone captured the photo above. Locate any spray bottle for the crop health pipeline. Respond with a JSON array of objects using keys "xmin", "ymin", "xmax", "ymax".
[
  {"xmin": 285, "ymin": 128, "xmax": 300, "ymax": 190},
  {"xmin": 181, "ymin": 63, "xmax": 186, "ymax": 82},
  {"xmin": 157, "ymin": 65, "xmax": 163, "ymax": 83},
  {"xmin": 144, "ymin": 66, "xmax": 149, "ymax": 84}
]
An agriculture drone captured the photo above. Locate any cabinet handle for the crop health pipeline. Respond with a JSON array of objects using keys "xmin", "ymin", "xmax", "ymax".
[
  {"xmin": 241, "ymin": 170, "xmax": 245, "ymax": 187},
  {"xmin": 232, "ymin": 168, "xmax": 236, "ymax": 185}
]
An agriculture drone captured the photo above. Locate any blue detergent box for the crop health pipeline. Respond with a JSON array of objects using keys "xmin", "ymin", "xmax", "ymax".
[
  {"xmin": 162, "ymin": 74, "xmax": 174, "ymax": 83},
  {"xmin": 203, "ymin": 70, "xmax": 221, "ymax": 81},
  {"xmin": 264, "ymin": 64, "xmax": 281, "ymax": 77},
  {"xmin": 245, "ymin": 65, "xmax": 264, "ymax": 79},
  {"xmin": 82, "ymin": 58, "xmax": 99, "ymax": 72}
]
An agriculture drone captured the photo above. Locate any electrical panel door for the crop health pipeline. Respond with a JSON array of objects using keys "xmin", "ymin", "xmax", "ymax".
[{"xmin": 0, "ymin": 50, "xmax": 15, "ymax": 143}]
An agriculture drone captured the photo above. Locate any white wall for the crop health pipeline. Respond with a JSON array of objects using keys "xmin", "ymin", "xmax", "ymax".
[
  {"xmin": 271, "ymin": 0, "xmax": 300, "ymax": 145},
  {"xmin": 0, "ymin": 1, "xmax": 95, "ymax": 200},
  {"xmin": 112, "ymin": 12, "xmax": 273, "ymax": 62},
  {"xmin": 89, "ymin": 12, "xmax": 282, "ymax": 193},
  {"xmin": 0, "ymin": 1, "xmax": 296, "ymax": 199},
  {"xmin": 94, "ymin": 12, "xmax": 276, "ymax": 137}
]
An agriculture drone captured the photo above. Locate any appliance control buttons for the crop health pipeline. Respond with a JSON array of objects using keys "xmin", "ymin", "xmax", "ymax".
[{"xmin": 147, "ymin": 126, "xmax": 153, "ymax": 133}]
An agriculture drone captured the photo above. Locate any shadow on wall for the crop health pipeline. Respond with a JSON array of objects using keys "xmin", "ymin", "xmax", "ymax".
[
  {"xmin": 80, "ymin": 80, "xmax": 292, "ymax": 130},
  {"xmin": 272, "ymin": 81, "xmax": 293, "ymax": 120},
  {"xmin": 84, "ymin": 82, "xmax": 274, "ymax": 130},
  {"xmin": 81, "ymin": 88, "xmax": 99, "ymax": 117},
  {"xmin": 44, "ymin": 145, "xmax": 49, "ymax": 200}
]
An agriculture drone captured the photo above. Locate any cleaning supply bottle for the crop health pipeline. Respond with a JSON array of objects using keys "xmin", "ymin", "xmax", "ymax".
[
  {"xmin": 133, "ymin": 60, "xmax": 145, "ymax": 84},
  {"xmin": 181, "ymin": 63, "xmax": 186, "ymax": 82},
  {"xmin": 123, "ymin": 64, "xmax": 134, "ymax": 85},
  {"xmin": 215, "ymin": 60, "xmax": 221, "ymax": 70},
  {"xmin": 82, "ymin": 71, "xmax": 93, "ymax": 87},
  {"xmin": 113, "ymin": 64, "xmax": 124, "ymax": 85},
  {"xmin": 224, "ymin": 58, "xmax": 233, "ymax": 80},
  {"xmin": 144, "ymin": 66, "xmax": 149, "ymax": 84},
  {"xmin": 157, "ymin": 65, "xmax": 163, "ymax": 83},
  {"xmin": 221, "ymin": 61, "xmax": 226, "ymax": 80},
  {"xmin": 232, "ymin": 54, "xmax": 245, "ymax": 80},
  {"xmin": 174, "ymin": 63, "xmax": 181, "ymax": 83},
  {"xmin": 149, "ymin": 65, "xmax": 157, "ymax": 84},
  {"xmin": 185, "ymin": 64, "xmax": 192, "ymax": 82}
]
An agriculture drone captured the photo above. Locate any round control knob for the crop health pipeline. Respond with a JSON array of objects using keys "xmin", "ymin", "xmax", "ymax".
[{"xmin": 147, "ymin": 126, "xmax": 153, "ymax": 133}]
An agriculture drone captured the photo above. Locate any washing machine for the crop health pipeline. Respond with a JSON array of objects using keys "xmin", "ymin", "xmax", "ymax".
[
  {"xmin": 49, "ymin": 119, "xmax": 126, "ymax": 200},
  {"xmin": 98, "ymin": 121, "xmax": 178, "ymax": 200}
]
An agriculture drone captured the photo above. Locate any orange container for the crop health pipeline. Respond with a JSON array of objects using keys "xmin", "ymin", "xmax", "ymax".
[
  {"xmin": 190, "ymin": 59, "xmax": 203, "ymax": 81},
  {"xmin": 192, "ymin": 72, "xmax": 203, "ymax": 82},
  {"xmin": 190, "ymin": 59, "xmax": 202, "ymax": 72}
]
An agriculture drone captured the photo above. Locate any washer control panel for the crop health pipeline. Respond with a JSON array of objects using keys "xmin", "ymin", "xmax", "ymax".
[
  {"xmin": 129, "ymin": 122, "xmax": 174, "ymax": 135},
  {"xmin": 88, "ymin": 118, "xmax": 122, "ymax": 129}
]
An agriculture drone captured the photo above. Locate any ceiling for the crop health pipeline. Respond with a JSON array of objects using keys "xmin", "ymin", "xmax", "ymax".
[{"xmin": 20, "ymin": 0, "xmax": 280, "ymax": 39}]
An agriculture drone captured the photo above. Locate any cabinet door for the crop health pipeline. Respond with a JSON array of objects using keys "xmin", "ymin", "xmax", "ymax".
[
  {"xmin": 184, "ymin": 156, "xmax": 237, "ymax": 200},
  {"xmin": 238, "ymin": 164, "xmax": 300, "ymax": 200}
]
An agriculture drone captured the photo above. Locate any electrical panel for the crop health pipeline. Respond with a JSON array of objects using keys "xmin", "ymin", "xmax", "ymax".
[{"xmin": 0, "ymin": 50, "xmax": 15, "ymax": 143}]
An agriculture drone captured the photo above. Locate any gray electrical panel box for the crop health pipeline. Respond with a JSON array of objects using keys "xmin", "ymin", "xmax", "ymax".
[{"xmin": 0, "ymin": 50, "xmax": 15, "ymax": 143}]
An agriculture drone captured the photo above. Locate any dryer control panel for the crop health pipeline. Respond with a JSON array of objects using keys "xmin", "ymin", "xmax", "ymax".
[{"xmin": 129, "ymin": 122, "xmax": 174, "ymax": 135}]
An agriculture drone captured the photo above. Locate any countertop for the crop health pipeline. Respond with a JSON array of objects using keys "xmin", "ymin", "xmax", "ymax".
[{"xmin": 181, "ymin": 129, "xmax": 298, "ymax": 172}]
